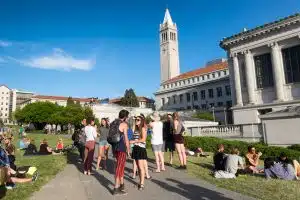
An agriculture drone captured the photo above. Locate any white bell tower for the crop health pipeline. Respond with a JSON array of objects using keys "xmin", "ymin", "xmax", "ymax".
[{"xmin": 160, "ymin": 9, "xmax": 180, "ymax": 83}]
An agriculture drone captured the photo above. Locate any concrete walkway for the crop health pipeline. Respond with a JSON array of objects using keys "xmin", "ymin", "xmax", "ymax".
[{"xmin": 31, "ymin": 152, "xmax": 256, "ymax": 200}]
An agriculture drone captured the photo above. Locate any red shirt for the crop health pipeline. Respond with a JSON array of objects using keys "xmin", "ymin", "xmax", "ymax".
[{"xmin": 56, "ymin": 143, "xmax": 63, "ymax": 150}]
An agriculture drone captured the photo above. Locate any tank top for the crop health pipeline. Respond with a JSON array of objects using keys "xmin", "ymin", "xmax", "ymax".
[
  {"xmin": 151, "ymin": 121, "xmax": 163, "ymax": 145},
  {"xmin": 133, "ymin": 130, "xmax": 146, "ymax": 148}
]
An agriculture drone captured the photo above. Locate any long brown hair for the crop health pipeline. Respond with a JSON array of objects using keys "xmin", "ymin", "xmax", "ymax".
[
  {"xmin": 135, "ymin": 116, "xmax": 145, "ymax": 138},
  {"xmin": 172, "ymin": 112, "xmax": 180, "ymax": 121}
]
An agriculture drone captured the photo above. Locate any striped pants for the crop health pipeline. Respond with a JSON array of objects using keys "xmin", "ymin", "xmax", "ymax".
[{"xmin": 115, "ymin": 151, "xmax": 127, "ymax": 179}]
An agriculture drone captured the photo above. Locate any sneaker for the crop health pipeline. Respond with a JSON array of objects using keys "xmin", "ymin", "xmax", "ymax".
[
  {"xmin": 6, "ymin": 182, "xmax": 16, "ymax": 190},
  {"xmin": 113, "ymin": 188, "xmax": 128, "ymax": 196},
  {"xmin": 120, "ymin": 184, "xmax": 125, "ymax": 191},
  {"xmin": 138, "ymin": 184, "xmax": 145, "ymax": 191}
]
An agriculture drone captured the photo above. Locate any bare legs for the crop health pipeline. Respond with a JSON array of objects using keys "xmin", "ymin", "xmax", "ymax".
[
  {"xmin": 132, "ymin": 159, "xmax": 137, "ymax": 178},
  {"xmin": 154, "ymin": 151, "xmax": 165, "ymax": 172},
  {"xmin": 136, "ymin": 159, "xmax": 145, "ymax": 188},
  {"xmin": 96, "ymin": 146, "xmax": 104, "ymax": 170},
  {"xmin": 143, "ymin": 160, "xmax": 151, "ymax": 178},
  {"xmin": 175, "ymin": 143, "xmax": 186, "ymax": 167}
]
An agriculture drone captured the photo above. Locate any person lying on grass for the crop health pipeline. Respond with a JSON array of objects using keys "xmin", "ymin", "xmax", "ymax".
[
  {"xmin": 276, "ymin": 152, "xmax": 300, "ymax": 178},
  {"xmin": 264, "ymin": 157, "xmax": 297, "ymax": 180},
  {"xmin": 245, "ymin": 146, "xmax": 264, "ymax": 173}
]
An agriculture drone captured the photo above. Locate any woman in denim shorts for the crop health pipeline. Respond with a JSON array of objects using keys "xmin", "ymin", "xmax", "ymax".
[{"xmin": 96, "ymin": 118, "xmax": 110, "ymax": 170}]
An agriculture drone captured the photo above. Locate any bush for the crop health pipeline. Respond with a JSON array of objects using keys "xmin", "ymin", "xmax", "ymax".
[
  {"xmin": 184, "ymin": 136, "xmax": 300, "ymax": 160},
  {"xmin": 288, "ymin": 144, "xmax": 300, "ymax": 152},
  {"xmin": 193, "ymin": 112, "xmax": 214, "ymax": 121}
]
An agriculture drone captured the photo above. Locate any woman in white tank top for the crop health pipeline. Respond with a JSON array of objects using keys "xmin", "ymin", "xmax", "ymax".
[{"xmin": 150, "ymin": 112, "xmax": 165, "ymax": 172}]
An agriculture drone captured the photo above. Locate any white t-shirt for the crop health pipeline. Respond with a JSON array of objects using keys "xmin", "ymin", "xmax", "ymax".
[
  {"xmin": 84, "ymin": 125, "xmax": 97, "ymax": 142},
  {"xmin": 151, "ymin": 121, "xmax": 163, "ymax": 145}
]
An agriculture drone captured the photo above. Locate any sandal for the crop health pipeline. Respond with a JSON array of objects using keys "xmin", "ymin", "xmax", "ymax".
[
  {"xmin": 138, "ymin": 184, "xmax": 144, "ymax": 191},
  {"xmin": 146, "ymin": 176, "xmax": 152, "ymax": 179}
]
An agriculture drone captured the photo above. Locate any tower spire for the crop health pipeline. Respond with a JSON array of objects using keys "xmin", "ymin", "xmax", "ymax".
[{"xmin": 163, "ymin": 8, "xmax": 173, "ymax": 25}]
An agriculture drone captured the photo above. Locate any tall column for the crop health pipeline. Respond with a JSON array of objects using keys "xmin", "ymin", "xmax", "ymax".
[
  {"xmin": 232, "ymin": 54, "xmax": 243, "ymax": 106},
  {"xmin": 244, "ymin": 50, "xmax": 256, "ymax": 104},
  {"xmin": 269, "ymin": 42, "xmax": 285, "ymax": 101}
]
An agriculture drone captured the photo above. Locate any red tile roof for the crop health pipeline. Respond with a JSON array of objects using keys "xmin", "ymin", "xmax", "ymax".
[
  {"xmin": 163, "ymin": 61, "xmax": 228, "ymax": 84},
  {"xmin": 32, "ymin": 95, "xmax": 93, "ymax": 102},
  {"xmin": 109, "ymin": 96, "xmax": 154, "ymax": 104}
]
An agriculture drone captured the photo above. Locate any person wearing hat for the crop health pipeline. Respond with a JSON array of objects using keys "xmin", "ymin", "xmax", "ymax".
[{"xmin": 149, "ymin": 112, "xmax": 165, "ymax": 172}]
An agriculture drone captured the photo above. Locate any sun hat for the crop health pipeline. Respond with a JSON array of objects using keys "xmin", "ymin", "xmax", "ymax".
[{"xmin": 150, "ymin": 112, "xmax": 161, "ymax": 121}]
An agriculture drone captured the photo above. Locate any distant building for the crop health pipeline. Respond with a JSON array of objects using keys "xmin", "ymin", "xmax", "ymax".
[
  {"xmin": 0, "ymin": 85, "xmax": 34, "ymax": 124},
  {"xmin": 220, "ymin": 13, "xmax": 300, "ymax": 124},
  {"xmin": 154, "ymin": 9, "xmax": 232, "ymax": 123},
  {"xmin": 109, "ymin": 96, "xmax": 155, "ymax": 109},
  {"xmin": 20, "ymin": 95, "xmax": 98, "ymax": 108}
]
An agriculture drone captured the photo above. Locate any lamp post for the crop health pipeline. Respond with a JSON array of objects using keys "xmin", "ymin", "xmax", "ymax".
[
  {"xmin": 212, "ymin": 106, "xmax": 215, "ymax": 122},
  {"xmin": 224, "ymin": 107, "xmax": 227, "ymax": 125}
]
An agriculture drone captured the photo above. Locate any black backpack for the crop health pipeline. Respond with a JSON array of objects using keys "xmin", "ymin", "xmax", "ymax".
[{"xmin": 107, "ymin": 119, "xmax": 122, "ymax": 145}]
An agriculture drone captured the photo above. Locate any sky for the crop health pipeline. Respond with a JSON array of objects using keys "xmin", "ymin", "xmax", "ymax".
[{"xmin": 0, "ymin": 0, "xmax": 300, "ymax": 99}]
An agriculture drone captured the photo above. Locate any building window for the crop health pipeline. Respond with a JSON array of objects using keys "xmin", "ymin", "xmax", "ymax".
[
  {"xmin": 254, "ymin": 53, "xmax": 274, "ymax": 88},
  {"xmin": 186, "ymin": 93, "xmax": 191, "ymax": 102},
  {"xmin": 207, "ymin": 74, "xmax": 210, "ymax": 79},
  {"xmin": 282, "ymin": 45, "xmax": 300, "ymax": 83},
  {"xmin": 224, "ymin": 70, "xmax": 227, "ymax": 75},
  {"xmin": 209, "ymin": 103, "xmax": 215, "ymax": 108},
  {"xmin": 225, "ymin": 85, "xmax": 231, "ymax": 96},
  {"xmin": 1, "ymin": 103, "xmax": 2, "ymax": 105},
  {"xmin": 240, "ymin": 62, "xmax": 247, "ymax": 88},
  {"xmin": 188, "ymin": 79, "xmax": 191, "ymax": 84},
  {"xmin": 201, "ymin": 76, "xmax": 204, "ymax": 80},
  {"xmin": 167, "ymin": 97, "xmax": 171, "ymax": 105},
  {"xmin": 226, "ymin": 101, "xmax": 232, "ymax": 108},
  {"xmin": 187, "ymin": 106, "xmax": 191, "ymax": 109},
  {"xmin": 162, "ymin": 98, "xmax": 165, "ymax": 105},
  {"xmin": 179, "ymin": 94, "xmax": 183, "ymax": 103},
  {"xmin": 208, "ymin": 89, "xmax": 214, "ymax": 98},
  {"xmin": 193, "ymin": 105, "xmax": 199, "ymax": 109},
  {"xmin": 4, "ymin": 114, "xmax": 7, "ymax": 116},
  {"xmin": 197, "ymin": 77, "xmax": 200, "ymax": 81},
  {"xmin": 201, "ymin": 104, "xmax": 207, "ymax": 109},
  {"xmin": 193, "ymin": 92, "xmax": 198, "ymax": 101},
  {"xmin": 212, "ymin": 73, "xmax": 215, "ymax": 78},
  {"xmin": 217, "ymin": 72, "xmax": 221, "ymax": 77},
  {"xmin": 5, "ymin": 108, "xmax": 7, "ymax": 111},
  {"xmin": 200, "ymin": 90, "xmax": 206, "ymax": 99},
  {"xmin": 216, "ymin": 87, "xmax": 222, "ymax": 97},
  {"xmin": 173, "ymin": 96, "xmax": 176, "ymax": 104},
  {"xmin": 217, "ymin": 102, "xmax": 224, "ymax": 107}
]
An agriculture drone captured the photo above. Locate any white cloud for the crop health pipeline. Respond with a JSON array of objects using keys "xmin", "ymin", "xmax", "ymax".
[
  {"xmin": 9, "ymin": 48, "xmax": 95, "ymax": 71},
  {"xmin": 0, "ymin": 40, "xmax": 12, "ymax": 47}
]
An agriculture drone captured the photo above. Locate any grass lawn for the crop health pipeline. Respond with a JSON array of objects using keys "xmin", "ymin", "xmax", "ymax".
[
  {"xmin": 147, "ymin": 150, "xmax": 300, "ymax": 200},
  {"xmin": 2, "ymin": 133, "xmax": 73, "ymax": 200}
]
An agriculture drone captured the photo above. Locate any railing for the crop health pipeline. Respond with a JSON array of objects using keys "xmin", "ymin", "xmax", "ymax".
[{"xmin": 186, "ymin": 123, "xmax": 263, "ymax": 141}]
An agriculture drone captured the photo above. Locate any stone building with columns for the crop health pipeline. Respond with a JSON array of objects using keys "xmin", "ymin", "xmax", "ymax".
[
  {"xmin": 155, "ymin": 9, "xmax": 232, "ymax": 123},
  {"xmin": 220, "ymin": 13, "xmax": 300, "ymax": 124}
]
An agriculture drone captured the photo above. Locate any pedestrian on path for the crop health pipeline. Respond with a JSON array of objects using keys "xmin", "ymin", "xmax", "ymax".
[
  {"xmin": 130, "ymin": 115, "xmax": 148, "ymax": 190},
  {"xmin": 172, "ymin": 112, "xmax": 187, "ymax": 170},
  {"xmin": 110, "ymin": 110, "xmax": 130, "ymax": 196},
  {"xmin": 96, "ymin": 118, "xmax": 110, "ymax": 170},
  {"xmin": 83, "ymin": 118, "xmax": 97, "ymax": 175},
  {"xmin": 149, "ymin": 112, "xmax": 165, "ymax": 173}
]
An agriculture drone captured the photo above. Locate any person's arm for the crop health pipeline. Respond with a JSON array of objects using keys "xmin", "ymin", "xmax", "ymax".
[
  {"xmin": 93, "ymin": 127, "xmax": 97, "ymax": 139},
  {"xmin": 122, "ymin": 123, "xmax": 130, "ymax": 154},
  {"xmin": 238, "ymin": 156, "xmax": 245, "ymax": 169},
  {"xmin": 137, "ymin": 127, "xmax": 147, "ymax": 143},
  {"xmin": 246, "ymin": 154, "xmax": 258, "ymax": 166}
]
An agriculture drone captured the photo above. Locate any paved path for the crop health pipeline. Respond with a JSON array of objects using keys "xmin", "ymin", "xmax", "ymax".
[{"xmin": 31, "ymin": 151, "xmax": 256, "ymax": 200}]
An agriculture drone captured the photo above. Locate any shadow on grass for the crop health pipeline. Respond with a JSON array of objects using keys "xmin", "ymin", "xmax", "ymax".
[
  {"xmin": 0, "ymin": 186, "xmax": 7, "ymax": 199},
  {"xmin": 151, "ymin": 178, "xmax": 234, "ymax": 200},
  {"xmin": 188, "ymin": 160, "xmax": 214, "ymax": 171}
]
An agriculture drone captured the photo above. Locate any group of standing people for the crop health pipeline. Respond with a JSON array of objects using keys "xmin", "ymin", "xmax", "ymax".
[{"xmin": 73, "ymin": 110, "xmax": 187, "ymax": 196}]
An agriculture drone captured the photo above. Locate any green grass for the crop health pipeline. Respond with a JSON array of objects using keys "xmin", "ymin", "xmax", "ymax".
[
  {"xmin": 2, "ymin": 132, "xmax": 73, "ymax": 200},
  {"xmin": 147, "ymin": 151, "xmax": 300, "ymax": 200}
]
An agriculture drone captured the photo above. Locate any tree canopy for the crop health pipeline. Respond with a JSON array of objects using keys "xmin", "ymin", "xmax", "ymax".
[
  {"xmin": 120, "ymin": 88, "xmax": 139, "ymax": 107},
  {"xmin": 14, "ymin": 101, "xmax": 98, "ymax": 129}
]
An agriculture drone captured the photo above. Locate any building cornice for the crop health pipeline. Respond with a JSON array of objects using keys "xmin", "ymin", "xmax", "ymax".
[
  {"xmin": 220, "ymin": 13, "xmax": 300, "ymax": 50},
  {"xmin": 231, "ymin": 99, "xmax": 300, "ymax": 111}
]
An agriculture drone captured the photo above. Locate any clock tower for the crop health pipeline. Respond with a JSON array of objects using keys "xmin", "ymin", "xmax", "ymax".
[{"xmin": 160, "ymin": 9, "xmax": 180, "ymax": 83}]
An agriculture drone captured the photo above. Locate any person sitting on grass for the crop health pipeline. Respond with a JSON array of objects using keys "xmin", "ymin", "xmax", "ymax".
[
  {"xmin": 24, "ymin": 139, "xmax": 38, "ymax": 155},
  {"xmin": 56, "ymin": 138, "xmax": 64, "ymax": 153},
  {"xmin": 264, "ymin": 157, "xmax": 297, "ymax": 180},
  {"xmin": 245, "ymin": 146, "xmax": 264, "ymax": 174},
  {"xmin": 214, "ymin": 148, "xmax": 244, "ymax": 179},
  {"xmin": 4, "ymin": 137, "xmax": 16, "ymax": 170},
  {"xmin": 19, "ymin": 136, "xmax": 29, "ymax": 150},
  {"xmin": 213, "ymin": 144, "xmax": 227, "ymax": 171},
  {"xmin": 0, "ymin": 144, "xmax": 38, "ymax": 189},
  {"xmin": 39, "ymin": 139, "xmax": 61, "ymax": 155},
  {"xmin": 276, "ymin": 152, "xmax": 300, "ymax": 178}
]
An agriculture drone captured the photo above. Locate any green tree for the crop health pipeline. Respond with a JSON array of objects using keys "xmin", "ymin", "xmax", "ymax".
[
  {"xmin": 67, "ymin": 96, "xmax": 75, "ymax": 106},
  {"xmin": 120, "ymin": 88, "xmax": 139, "ymax": 107},
  {"xmin": 83, "ymin": 106, "xmax": 95, "ymax": 121},
  {"xmin": 193, "ymin": 111, "xmax": 214, "ymax": 121}
]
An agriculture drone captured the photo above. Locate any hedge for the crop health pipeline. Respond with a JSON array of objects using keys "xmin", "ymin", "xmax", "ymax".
[
  {"xmin": 288, "ymin": 144, "xmax": 300, "ymax": 152},
  {"xmin": 184, "ymin": 136, "xmax": 300, "ymax": 160}
]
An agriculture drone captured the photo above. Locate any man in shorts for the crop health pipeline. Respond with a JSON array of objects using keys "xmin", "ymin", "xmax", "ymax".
[{"xmin": 162, "ymin": 113, "xmax": 175, "ymax": 165}]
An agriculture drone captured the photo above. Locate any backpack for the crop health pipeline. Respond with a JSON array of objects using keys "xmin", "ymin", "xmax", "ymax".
[{"xmin": 107, "ymin": 119, "xmax": 122, "ymax": 145}]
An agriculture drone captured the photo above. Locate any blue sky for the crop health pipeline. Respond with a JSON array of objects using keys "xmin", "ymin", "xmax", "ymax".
[{"xmin": 0, "ymin": 0, "xmax": 300, "ymax": 99}]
